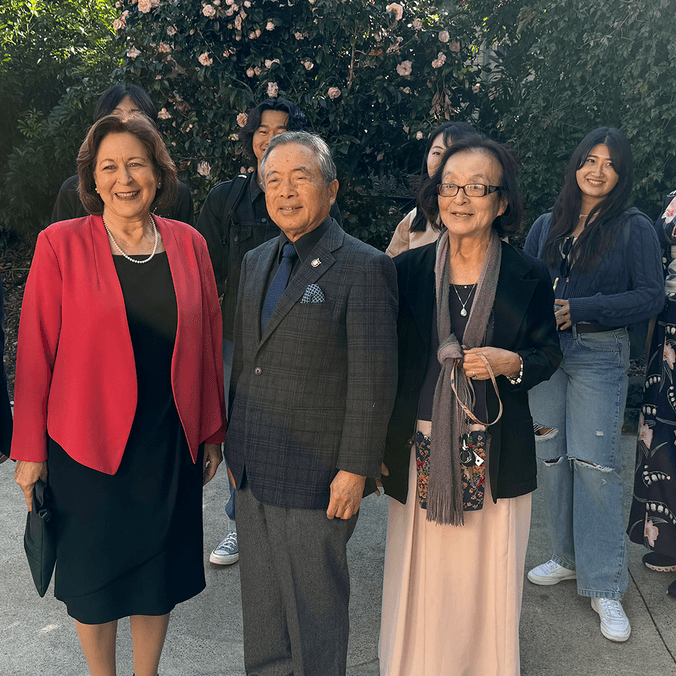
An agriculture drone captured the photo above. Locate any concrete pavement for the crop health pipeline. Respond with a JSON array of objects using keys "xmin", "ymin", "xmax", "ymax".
[{"xmin": 1, "ymin": 435, "xmax": 675, "ymax": 675}]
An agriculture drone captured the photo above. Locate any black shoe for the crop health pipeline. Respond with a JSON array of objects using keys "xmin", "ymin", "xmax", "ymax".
[
  {"xmin": 642, "ymin": 551, "xmax": 676, "ymax": 572},
  {"xmin": 667, "ymin": 579, "xmax": 676, "ymax": 598}
]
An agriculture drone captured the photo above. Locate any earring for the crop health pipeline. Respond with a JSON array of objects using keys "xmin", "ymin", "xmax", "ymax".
[{"xmin": 95, "ymin": 186, "xmax": 99, "ymax": 193}]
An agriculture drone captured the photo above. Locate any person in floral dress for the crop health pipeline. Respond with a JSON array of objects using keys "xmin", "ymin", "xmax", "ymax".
[{"xmin": 628, "ymin": 190, "xmax": 676, "ymax": 595}]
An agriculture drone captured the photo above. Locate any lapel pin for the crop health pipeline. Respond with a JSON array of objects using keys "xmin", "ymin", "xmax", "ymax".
[{"xmin": 311, "ymin": 258, "xmax": 321, "ymax": 268}]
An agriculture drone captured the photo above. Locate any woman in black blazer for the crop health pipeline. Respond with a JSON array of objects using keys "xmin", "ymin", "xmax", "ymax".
[{"xmin": 378, "ymin": 136, "xmax": 561, "ymax": 676}]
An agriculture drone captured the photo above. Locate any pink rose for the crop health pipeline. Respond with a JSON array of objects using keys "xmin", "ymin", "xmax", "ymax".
[
  {"xmin": 432, "ymin": 52, "xmax": 446, "ymax": 69},
  {"xmin": 439, "ymin": 30, "xmax": 449, "ymax": 43},
  {"xmin": 167, "ymin": 25, "xmax": 178, "ymax": 36},
  {"xmin": 236, "ymin": 112, "xmax": 248, "ymax": 127},
  {"xmin": 327, "ymin": 87, "xmax": 341, "ymax": 100},
  {"xmin": 386, "ymin": 3, "xmax": 403, "ymax": 21},
  {"xmin": 449, "ymin": 41, "xmax": 461, "ymax": 52},
  {"xmin": 267, "ymin": 81, "xmax": 279, "ymax": 98},
  {"xmin": 138, "ymin": 0, "xmax": 152, "ymax": 12},
  {"xmin": 203, "ymin": 4, "xmax": 217, "ymax": 17},
  {"xmin": 157, "ymin": 108, "xmax": 172, "ymax": 120},
  {"xmin": 113, "ymin": 17, "xmax": 126, "ymax": 31},
  {"xmin": 303, "ymin": 60, "xmax": 314, "ymax": 71},
  {"xmin": 127, "ymin": 46, "xmax": 141, "ymax": 60},
  {"xmin": 412, "ymin": 18, "xmax": 422, "ymax": 30},
  {"xmin": 266, "ymin": 20, "xmax": 275, "ymax": 30},
  {"xmin": 197, "ymin": 161, "xmax": 212, "ymax": 177},
  {"xmin": 415, "ymin": 131, "xmax": 423, "ymax": 140},
  {"xmin": 246, "ymin": 67, "xmax": 255, "ymax": 77},
  {"xmin": 158, "ymin": 42, "xmax": 171, "ymax": 53},
  {"xmin": 198, "ymin": 52, "xmax": 213, "ymax": 66},
  {"xmin": 396, "ymin": 60, "xmax": 412, "ymax": 77}
]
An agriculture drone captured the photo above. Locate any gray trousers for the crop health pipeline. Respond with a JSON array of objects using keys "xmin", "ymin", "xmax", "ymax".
[{"xmin": 236, "ymin": 484, "xmax": 358, "ymax": 676}]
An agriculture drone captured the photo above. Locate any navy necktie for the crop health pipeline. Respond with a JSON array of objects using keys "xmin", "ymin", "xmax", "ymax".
[{"xmin": 261, "ymin": 242, "xmax": 297, "ymax": 333}]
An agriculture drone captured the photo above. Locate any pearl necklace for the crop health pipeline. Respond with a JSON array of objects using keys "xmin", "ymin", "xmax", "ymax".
[{"xmin": 103, "ymin": 215, "xmax": 159, "ymax": 264}]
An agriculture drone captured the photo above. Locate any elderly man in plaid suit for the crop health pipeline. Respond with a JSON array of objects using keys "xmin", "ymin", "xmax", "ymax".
[{"xmin": 224, "ymin": 131, "xmax": 398, "ymax": 676}]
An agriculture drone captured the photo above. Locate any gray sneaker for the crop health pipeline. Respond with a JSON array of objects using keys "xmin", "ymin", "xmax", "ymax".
[{"xmin": 210, "ymin": 531, "xmax": 239, "ymax": 565}]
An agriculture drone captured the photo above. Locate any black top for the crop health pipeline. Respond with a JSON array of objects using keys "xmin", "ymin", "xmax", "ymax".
[
  {"xmin": 51, "ymin": 174, "xmax": 196, "ymax": 226},
  {"xmin": 196, "ymin": 172, "xmax": 342, "ymax": 340},
  {"xmin": 417, "ymin": 287, "xmax": 487, "ymax": 423}
]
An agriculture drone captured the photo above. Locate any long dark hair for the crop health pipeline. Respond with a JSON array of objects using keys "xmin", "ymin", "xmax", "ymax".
[
  {"xmin": 240, "ymin": 97, "xmax": 307, "ymax": 160},
  {"xmin": 411, "ymin": 121, "xmax": 476, "ymax": 232},
  {"xmin": 93, "ymin": 84, "xmax": 157, "ymax": 122},
  {"xmin": 542, "ymin": 127, "xmax": 633, "ymax": 273},
  {"xmin": 418, "ymin": 136, "xmax": 523, "ymax": 238}
]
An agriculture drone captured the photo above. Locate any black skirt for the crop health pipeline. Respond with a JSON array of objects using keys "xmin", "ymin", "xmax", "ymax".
[{"xmin": 47, "ymin": 252, "xmax": 205, "ymax": 624}]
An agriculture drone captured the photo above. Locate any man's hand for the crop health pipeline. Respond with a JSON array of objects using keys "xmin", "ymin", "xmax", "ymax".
[{"xmin": 327, "ymin": 470, "xmax": 366, "ymax": 520}]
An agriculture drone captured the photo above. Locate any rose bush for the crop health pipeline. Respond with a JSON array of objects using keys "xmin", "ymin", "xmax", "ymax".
[{"xmin": 110, "ymin": 0, "xmax": 483, "ymax": 246}]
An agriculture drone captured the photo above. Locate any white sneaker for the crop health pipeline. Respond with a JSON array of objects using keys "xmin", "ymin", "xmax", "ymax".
[
  {"xmin": 209, "ymin": 531, "xmax": 239, "ymax": 565},
  {"xmin": 527, "ymin": 559, "xmax": 577, "ymax": 585},
  {"xmin": 591, "ymin": 597, "xmax": 631, "ymax": 642}
]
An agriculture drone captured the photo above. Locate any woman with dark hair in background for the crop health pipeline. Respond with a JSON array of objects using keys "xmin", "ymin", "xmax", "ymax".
[
  {"xmin": 378, "ymin": 136, "xmax": 561, "ymax": 675},
  {"xmin": 51, "ymin": 84, "xmax": 195, "ymax": 225},
  {"xmin": 628, "ymin": 189, "xmax": 676, "ymax": 596},
  {"xmin": 197, "ymin": 96, "xmax": 341, "ymax": 567},
  {"xmin": 525, "ymin": 127, "xmax": 664, "ymax": 642},
  {"xmin": 386, "ymin": 121, "xmax": 476, "ymax": 258},
  {"xmin": 12, "ymin": 113, "xmax": 225, "ymax": 676}
]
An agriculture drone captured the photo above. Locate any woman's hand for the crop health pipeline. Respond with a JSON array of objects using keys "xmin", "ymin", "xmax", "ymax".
[
  {"xmin": 463, "ymin": 347, "xmax": 521, "ymax": 380},
  {"xmin": 15, "ymin": 460, "xmax": 48, "ymax": 511},
  {"xmin": 203, "ymin": 443, "xmax": 223, "ymax": 485},
  {"xmin": 375, "ymin": 462, "xmax": 389, "ymax": 496},
  {"xmin": 554, "ymin": 299, "xmax": 572, "ymax": 331}
]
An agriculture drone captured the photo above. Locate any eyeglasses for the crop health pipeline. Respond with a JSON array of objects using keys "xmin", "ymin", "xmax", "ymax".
[
  {"xmin": 437, "ymin": 183, "xmax": 501, "ymax": 198},
  {"xmin": 559, "ymin": 236, "xmax": 575, "ymax": 279}
]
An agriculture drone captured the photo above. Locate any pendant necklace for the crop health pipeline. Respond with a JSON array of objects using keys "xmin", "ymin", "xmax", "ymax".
[{"xmin": 452, "ymin": 283, "xmax": 477, "ymax": 317}]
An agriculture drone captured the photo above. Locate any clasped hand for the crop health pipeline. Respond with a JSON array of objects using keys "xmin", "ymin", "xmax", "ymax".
[{"xmin": 461, "ymin": 346, "xmax": 521, "ymax": 381}]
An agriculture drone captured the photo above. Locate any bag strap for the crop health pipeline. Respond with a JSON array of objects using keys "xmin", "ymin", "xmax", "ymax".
[
  {"xmin": 450, "ymin": 353, "xmax": 503, "ymax": 428},
  {"xmin": 221, "ymin": 174, "xmax": 249, "ymax": 244}
]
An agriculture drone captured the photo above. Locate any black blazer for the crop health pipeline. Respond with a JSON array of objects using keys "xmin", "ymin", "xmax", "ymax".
[
  {"xmin": 224, "ymin": 219, "xmax": 399, "ymax": 510},
  {"xmin": 381, "ymin": 240, "xmax": 562, "ymax": 505}
]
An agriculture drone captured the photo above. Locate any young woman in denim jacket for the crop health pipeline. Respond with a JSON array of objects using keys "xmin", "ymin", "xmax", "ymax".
[{"xmin": 524, "ymin": 127, "xmax": 664, "ymax": 642}]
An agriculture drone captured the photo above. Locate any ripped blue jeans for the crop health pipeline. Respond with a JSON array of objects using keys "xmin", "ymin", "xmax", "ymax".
[{"xmin": 528, "ymin": 328, "xmax": 630, "ymax": 600}]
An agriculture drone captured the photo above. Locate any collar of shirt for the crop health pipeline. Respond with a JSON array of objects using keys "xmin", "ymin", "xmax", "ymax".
[
  {"xmin": 277, "ymin": 216, "xmax": 332, "ymax": 265},
  {"xmin": 248, "ymin": 170, "xmax": 265, "ymax": 203}
]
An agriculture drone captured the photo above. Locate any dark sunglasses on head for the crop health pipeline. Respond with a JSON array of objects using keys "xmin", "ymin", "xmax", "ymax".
[{"xmin": 559, "ymin": 236, "xmax": 575, "ymax": 279}]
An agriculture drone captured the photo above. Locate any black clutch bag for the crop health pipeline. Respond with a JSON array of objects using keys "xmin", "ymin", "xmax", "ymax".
[{"xmin": 24, "ymin": 479, "xmax": 57, "ymax": 597}]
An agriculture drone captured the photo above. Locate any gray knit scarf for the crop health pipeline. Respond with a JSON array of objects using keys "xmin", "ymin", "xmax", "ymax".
[{"xmin": 427, "ymin": 229, "xmax": 502, "ymax": 525}]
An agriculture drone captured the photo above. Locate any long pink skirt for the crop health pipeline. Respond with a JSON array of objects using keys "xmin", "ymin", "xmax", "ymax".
[{"xmin": 379, "ymin": 435, "xmax": 532, "ymax": 676}]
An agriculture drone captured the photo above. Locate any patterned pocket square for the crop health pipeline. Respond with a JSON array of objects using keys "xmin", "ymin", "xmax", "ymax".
[{"xmin": 301, "ymin": 283, "xmax": 325, "ymax": 303}]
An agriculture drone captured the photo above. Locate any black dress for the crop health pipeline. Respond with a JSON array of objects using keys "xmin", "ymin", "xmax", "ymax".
[{"xmin": 47, "ymin": 252, "xmax": 205, "ymax": 624}]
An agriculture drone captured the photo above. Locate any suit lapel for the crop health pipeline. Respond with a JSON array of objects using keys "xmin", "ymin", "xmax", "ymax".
[
  {"xmin": 258, "ymin": 220, "xmax": 344, "ymax": 347},
  {"xmin": 492, "ymin": 242, "xmax": 539, "ymax": 349}
]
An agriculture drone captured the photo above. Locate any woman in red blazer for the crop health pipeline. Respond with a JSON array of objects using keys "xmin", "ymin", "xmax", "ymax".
[{"xmin": 11, "ymin": 112, "xmax": 225, "ymax": 676}]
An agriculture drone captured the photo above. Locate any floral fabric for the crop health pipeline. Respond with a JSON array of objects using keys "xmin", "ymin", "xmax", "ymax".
[
  {"xmin": 628, "ymin": 298, "xmax": 676, "ymax": 556},
  {"xmin": 415, "ymin": 430, "xmax": 486, "ymax": 511}
]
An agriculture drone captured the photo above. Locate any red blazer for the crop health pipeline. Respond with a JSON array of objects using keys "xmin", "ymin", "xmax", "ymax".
[{"xmin": 11, "ymin": 215, "xmax": 226, "ymax": 474}]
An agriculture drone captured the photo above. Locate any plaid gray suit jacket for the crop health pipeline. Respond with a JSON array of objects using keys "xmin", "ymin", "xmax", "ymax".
[{"xmin": 224, "ymin": 218, "xmax": 398, "ymax": 510}]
